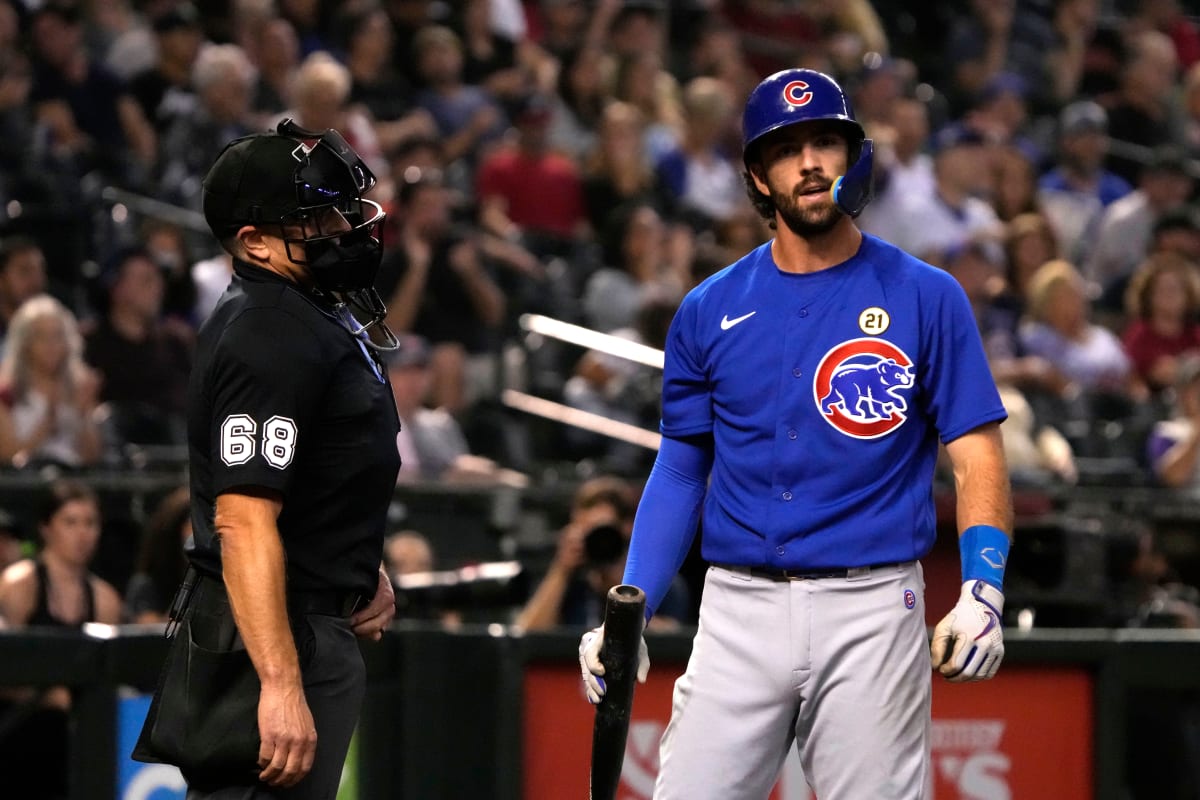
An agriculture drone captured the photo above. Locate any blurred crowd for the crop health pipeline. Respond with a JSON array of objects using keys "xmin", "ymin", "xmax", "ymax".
[
  {"xmin": 0, "ymin": 0, "xmax": 1199, "ymax": 793},
  {"xmin": 0, "ymin": 0, "xmax": 1198, "ymax": 631}
]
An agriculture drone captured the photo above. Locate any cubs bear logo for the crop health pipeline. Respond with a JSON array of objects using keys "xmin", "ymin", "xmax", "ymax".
[
  {"xmin": 782, "ymin": 80, "xmax": 813, "ymax": 107},
  {"xmin": 813, "ymin": 337, "xmax": 915, "ymax": 439}
]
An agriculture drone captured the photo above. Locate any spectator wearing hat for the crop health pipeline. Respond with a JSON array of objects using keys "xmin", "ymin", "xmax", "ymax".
[
  {"xmin": 860, "ymin": 122, "xmax": 1002, "ymax": 261},
  {"xmin": 966, "ymin": 71, "xmax": 1042, "ymax": 166},
  {"xmin": 476, "ymin": 90, "xmax": 587, "ymax": 259},
  {"xmin": 126, "ymin": 3, "xmax": 205, "ymax": 134},
  {"xmin": 1086, "ymin": 144, "xmax": 1195, "ymax": 293},
  {"xmin": 386, "ymin": 333, "xmax": 525, "ymax": 487},
  {"xmin": 1038, "ymin": 100, "xmax": 1134, "ymax": 264}
]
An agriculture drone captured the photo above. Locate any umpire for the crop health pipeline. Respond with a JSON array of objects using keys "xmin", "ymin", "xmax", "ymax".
[{"xmin": 140, "ymin": 119, "xmax": 402, "ymax": 798}]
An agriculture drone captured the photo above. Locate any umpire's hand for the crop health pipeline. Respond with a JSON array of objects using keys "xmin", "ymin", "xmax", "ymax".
[
  {"xmin": 351, "ymin": 567, "xmax": 396, "ymax": 641},
  {"xmin": 257, "ymin": 681, "xmax": 317, "ymax": 788}
]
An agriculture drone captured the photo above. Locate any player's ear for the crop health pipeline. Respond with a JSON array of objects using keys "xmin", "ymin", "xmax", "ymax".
[{"xmin": 747, "ymin": 162, "xmax": 770, "ymax": 196}]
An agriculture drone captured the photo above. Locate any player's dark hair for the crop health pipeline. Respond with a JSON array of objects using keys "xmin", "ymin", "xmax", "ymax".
[{"xmin": 742, "ymin": 168, "xmax": 777, "ymax": 229}]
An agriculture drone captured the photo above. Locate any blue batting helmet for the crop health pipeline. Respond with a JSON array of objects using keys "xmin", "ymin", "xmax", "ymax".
[{"xmin": 741, "ymin": 68, "xmax": 874, "ymax": 218}]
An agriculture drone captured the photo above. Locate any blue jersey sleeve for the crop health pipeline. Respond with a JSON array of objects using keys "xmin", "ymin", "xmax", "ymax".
[
  {"xmin": 920, "ymin": 272, "xmax": 1008, "ymax": 443},
  {"xmin": 660, "ymin": 296, "xmax": 713, "ymax": 437},
  {"xmin": 622, "ymin": 434, "xmax": 713, "ymax": 617}
]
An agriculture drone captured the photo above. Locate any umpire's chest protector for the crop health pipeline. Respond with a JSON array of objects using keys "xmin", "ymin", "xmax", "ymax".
[{"xmin": 660, "ymin": 235, "xmax": 1006, "ymax": 568}]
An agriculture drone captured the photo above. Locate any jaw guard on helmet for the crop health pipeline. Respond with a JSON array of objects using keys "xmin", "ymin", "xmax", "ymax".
[
  {"xmin": 742, "ymin": 68, "xmax": 874, "ymax": 218},
  {"xmin": 203, "ymin": 118, "xmax": 398, "ymax": 350}
]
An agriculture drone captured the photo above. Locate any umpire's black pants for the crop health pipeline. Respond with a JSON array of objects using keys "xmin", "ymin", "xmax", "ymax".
[{"xmin": 183, "ymin": 582, "xmax": 366, "ymax": 800}]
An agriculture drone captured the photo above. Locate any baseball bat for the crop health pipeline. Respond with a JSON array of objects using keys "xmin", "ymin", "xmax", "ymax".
[{"xmin": 589, "ymin": 584, "xmax": 647, "ymax": 800}]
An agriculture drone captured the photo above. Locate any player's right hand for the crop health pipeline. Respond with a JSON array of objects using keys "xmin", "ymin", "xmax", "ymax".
[
  {"xmin": 930, "ymin": 579, "xmax": 1005, "ymax": 682},
  {"xmin": 578, "ymin": 623, "xmax": 650, "ymax": 704}
]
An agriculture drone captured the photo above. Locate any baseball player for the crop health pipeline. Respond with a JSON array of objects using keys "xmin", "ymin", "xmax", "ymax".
[{"xmin": 578, "ymin": 68, "xmax": 1013, "ymax": 799}]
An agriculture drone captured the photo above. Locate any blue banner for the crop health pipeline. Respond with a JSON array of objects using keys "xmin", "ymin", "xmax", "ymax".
[{"xmin": 116, "ymin": 693, "xmax": 186, "ymax": 800}]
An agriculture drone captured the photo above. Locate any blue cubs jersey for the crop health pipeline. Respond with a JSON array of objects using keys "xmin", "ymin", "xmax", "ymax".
[{"xmin": 661, "ymin": 233, "xmax": 1006, "ymax": 570}]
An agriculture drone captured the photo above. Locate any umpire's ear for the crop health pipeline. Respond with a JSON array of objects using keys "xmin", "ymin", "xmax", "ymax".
[{"xmin": 236, "ymin": 225, "xmax": 272, "ymax": 262}]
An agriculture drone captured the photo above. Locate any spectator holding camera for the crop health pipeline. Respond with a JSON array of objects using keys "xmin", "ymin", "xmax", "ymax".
[{"xmin": 515, "ymin": 475, "xmax": 689, "ymax": 631}]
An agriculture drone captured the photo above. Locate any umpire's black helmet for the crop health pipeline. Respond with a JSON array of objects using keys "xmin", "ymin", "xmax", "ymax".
[{"xmin": 202, "ymin": 118, "xmax": 377, "ymax": 240}]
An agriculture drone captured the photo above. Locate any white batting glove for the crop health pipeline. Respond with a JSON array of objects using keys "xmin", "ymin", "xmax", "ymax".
[
  {"xmin": 578, "ymin": 624, "xmax": 650, "ymax": 704},
  {"xmin": 930, "ymin": 579, "xmax": 1005, "ymax": 682}
]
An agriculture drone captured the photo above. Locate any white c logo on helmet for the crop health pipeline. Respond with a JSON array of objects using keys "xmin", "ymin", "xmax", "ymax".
[{"xmin": 783, "ymin": 80, "xmax": 813, "ymax": 107}]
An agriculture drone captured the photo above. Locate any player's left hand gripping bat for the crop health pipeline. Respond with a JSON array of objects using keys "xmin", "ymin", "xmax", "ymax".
[{"xmin": 589, "ymin": 584, "xmax": 647, "ymax": 800}]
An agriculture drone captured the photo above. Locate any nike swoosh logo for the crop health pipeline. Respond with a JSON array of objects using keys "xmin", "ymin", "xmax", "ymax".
[
  {"xmin": 974, "ymin": 611, "xmax": 998, "ymax": 640},
  {"xmin": 721, "ymin": 311, "xmax": 757, "ymax": 330}
]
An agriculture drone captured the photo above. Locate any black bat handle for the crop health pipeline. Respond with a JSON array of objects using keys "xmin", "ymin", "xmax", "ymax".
[{"xmin": 590, "ymin": 584, "xmax": 647, "ymax": 800}]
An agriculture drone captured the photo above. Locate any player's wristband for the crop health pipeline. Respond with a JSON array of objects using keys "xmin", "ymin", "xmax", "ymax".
[{"xmin": 960, "ymin": 525, "xmax": 1010, "ymax": 590}]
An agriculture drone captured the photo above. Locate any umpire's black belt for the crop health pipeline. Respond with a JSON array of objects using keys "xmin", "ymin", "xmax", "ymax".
[
  {"xmin": 288, "ymin": 588, "xmax": 365, "ymax": 617},
  {"xmin": 719, "ymin": 562, "xmax": 908, "ymax": 581}
]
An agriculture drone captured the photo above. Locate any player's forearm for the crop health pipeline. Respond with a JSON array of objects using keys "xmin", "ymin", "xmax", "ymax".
[
  {"xmin": 623, "ymin": 435, "xmax": 712, "ymax": 616},
  {"xmin": 946, "ymin": 423, "xmax": 1013, "ymax": 534},
  {"xmin": 215, "ymin": 495, "xmax": 302, "ymax": 688}
]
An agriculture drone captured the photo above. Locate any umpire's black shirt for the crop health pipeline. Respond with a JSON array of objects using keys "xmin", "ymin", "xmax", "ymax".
[{"xmin": 187, "ymin": 259, "xmax": 401, "ymax": 595}]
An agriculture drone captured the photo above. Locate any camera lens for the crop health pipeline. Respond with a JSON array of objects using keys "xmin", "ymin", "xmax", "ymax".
[{"xmin": 583, "ymin": 524, "xmax": 625, "ymax": 566}]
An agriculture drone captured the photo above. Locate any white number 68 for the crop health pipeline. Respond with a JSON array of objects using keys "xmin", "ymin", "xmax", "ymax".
[{"xmin": 220, "ymin": 414, "xmax": 298, "ymax": 469}]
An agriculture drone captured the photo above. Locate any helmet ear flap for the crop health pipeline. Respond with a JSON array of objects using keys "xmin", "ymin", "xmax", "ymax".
[{"xmin": 832, "ymin": 139, "xmax": 874, "ymax": 218}]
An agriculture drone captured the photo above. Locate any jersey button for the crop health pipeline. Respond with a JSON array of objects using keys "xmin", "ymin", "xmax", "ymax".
[
  {"xmin": 799, "ymin": 308, "xmax": 809, "ymax": 317},
  {"xmin": 782, "ymin": 491, "xmax": 793, "ymax": 501},
  {"xmin": 776, "ymin": 546, "xmax": 786, "ymax": 556},
  {"xmin": 788, "ymin": 429, "xmax": 797, "ymax": 440},
  {"xmin": 792, "ymin": 368, "xmax": 802, "ymax": 378}
]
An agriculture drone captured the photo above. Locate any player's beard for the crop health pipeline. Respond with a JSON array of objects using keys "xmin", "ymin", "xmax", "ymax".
[{"xmin": 772, "ymin": 180, "xmax": 843, "ymax": 238}]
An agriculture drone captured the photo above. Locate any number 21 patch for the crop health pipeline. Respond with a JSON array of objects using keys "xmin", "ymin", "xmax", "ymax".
[{"xmin": 220, "ymin": 413, "xmax": 298, "ymax": 469}]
